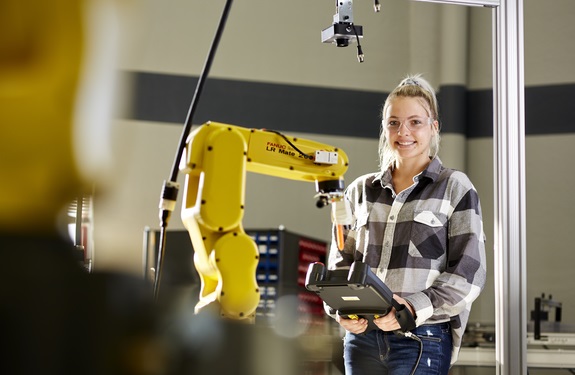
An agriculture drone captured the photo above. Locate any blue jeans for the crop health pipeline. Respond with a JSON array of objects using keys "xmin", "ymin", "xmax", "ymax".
[{"xmin": 343, "ymin": 323, "xmax": 452, "ymax": 375}]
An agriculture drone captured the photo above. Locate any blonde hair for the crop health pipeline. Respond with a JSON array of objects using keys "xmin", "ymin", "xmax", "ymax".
[{"xmin": 378, "ymin": 74, "xmax": 441, "ymax": 171}]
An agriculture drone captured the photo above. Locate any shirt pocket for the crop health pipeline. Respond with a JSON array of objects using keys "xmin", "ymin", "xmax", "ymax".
[
  {"xmin": 413, "ymin": 211, "xmax": 444, "ymax": 227},
  {"xmin": 410, "ymin": 210, "xmax": 448, "ymax": 259}
]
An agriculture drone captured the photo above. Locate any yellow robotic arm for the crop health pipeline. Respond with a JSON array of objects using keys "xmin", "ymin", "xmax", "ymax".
[{"xmin": 180, "ymin": 121, "xmax": 349, "ymax": 321}]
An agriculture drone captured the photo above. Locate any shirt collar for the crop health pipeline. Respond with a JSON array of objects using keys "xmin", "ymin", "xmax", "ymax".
[
  {"xmin": 373, "ymin": 157, "xmax": 443, "ymax": 186},
  {"xmin": 420, "ymin": 157, "xmax": 443, "ymax": 182}
]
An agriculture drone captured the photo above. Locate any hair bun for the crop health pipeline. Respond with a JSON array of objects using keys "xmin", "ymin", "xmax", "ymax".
[{"xmin": 401, "ymin": 77, "xmax": 422, "ymax": 87}]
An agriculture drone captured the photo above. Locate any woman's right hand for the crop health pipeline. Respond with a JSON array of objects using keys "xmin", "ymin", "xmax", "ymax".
[{"xmin": 336, "ymin": 313, "xmax": 368, "ymax": 334}]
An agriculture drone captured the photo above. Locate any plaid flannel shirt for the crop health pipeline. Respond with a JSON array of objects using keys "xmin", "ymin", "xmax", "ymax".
[{"xmin": 328, "ymin": 157, "xmax": 487, "ymax": 364}]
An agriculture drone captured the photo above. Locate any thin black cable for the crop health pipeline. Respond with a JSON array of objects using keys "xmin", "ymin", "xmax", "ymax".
[
  {"xmin": 154, "ymin": 0, "xmax": 234, "ymax": 300},
  {"xmin": 169, "ymin": 0, "xmax": 233, "ymax": 183},
  {"xmin": 264, "ymin": 129, "xmax": 314, "ymax": 160},
  {"xmin": 154, "ymin": 226, "xmax": 168, "ymax": 299},
  {"xmin": 406, "ymin": 332, "xmax": 423, "ymax": 375},
  {"xmin": 350, "ymin": 23, "xmax": 364, "ymax": 63},
  {"xmin": 394, "ymin": 331, "xmax": 422, "ymax": 375}
]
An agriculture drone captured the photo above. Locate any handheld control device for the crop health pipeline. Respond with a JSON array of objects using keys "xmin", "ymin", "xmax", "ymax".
[{"xmin": 305, "ymin": 261, "xmax": 416, "ymax": 332}]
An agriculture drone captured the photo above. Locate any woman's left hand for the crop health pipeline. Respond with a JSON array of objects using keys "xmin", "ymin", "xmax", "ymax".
[{"xmin": 373, "ymin": 294, "xmax": 415, "ymax": 331}]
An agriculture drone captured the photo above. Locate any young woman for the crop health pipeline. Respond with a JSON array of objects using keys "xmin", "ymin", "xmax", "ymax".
[{"xmin": 328, "ymin": 74, "xmax": 486, "ymax": 375}]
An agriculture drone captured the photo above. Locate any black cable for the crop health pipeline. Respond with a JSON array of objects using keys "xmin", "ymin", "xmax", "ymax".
[
  {"xmin": 263, "ymin": 129, "xmax": 314, "ymax": 160},
  {"xmin": 153, "ymin": 226, "xmax": 168, "ymax": 299},
  {"xmin": 168, "ymin": 0, "xmax": 233, "ymax": 184},
  {"xmin": 402, "ymin": 331, "xmax": 423, "ymax": 375},
  {"xmin": 350, "ymin": 23, "xmax": 364, "ymax": 63},
  {"xmin": 154, "ymin": 0, "xmax": 234, "ymax": 300}
]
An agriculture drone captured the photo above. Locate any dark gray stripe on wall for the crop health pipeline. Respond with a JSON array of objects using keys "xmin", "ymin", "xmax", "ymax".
[
  {"xmin": 525, "ymin": 84, "xmax": 575, "ymax": 135},
  {"xmin": 465, "ymin": 83, "xmax": 575, "ymax": 138},
  {"xmin": 125, "ymin": 71, "xmax": 575, "ymax": 139},
  {"xmin": 467, "ymin": 89, "xmax": 493, "ymax": 138},
  {"xmin": 438, "ymin": 85, "xmax": 468, "ymax": 134},
  {"xmin": 128, "ymin": 71, "xmax": 386, "ymax": 138}
]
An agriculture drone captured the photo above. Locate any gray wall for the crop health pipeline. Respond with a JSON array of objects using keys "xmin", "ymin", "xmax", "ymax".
[{"xmin": 93, "ymin": 0, "xmax": 575, "ymax": 327}]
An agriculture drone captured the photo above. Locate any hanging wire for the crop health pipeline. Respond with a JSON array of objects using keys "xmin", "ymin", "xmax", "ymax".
[{"xmin": 154, "ymin": 0, "xmax": 234, "ymax": 300}]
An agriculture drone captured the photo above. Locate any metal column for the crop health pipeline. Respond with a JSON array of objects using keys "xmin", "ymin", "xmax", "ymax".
[
  {"xmin": 492, "ymin": 1, "xmax": 527, "ymax": 374},
  {"xmin": 413, "ymin": 0, "xmax": 526, "ymax": 373}
]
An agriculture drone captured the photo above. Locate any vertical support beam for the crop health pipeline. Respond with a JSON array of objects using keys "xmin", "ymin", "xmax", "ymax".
[
  {"xmin": 492, "ymin": 1, "xmax": 527, "ymax": 374},
  {"xmin": 397, "ymin": 1, "xmax": 529, "ymax": 373}
]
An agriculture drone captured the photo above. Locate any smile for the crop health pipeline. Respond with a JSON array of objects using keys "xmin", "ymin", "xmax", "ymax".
[{"xmin": 397, "ymin": 141, "xmax": 416, "ymax": 146}]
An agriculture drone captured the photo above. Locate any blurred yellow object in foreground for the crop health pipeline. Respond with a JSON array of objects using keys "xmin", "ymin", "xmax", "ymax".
[{"xmin": 0, "ymin": 0, "xmax": 122, "ymax": 233}]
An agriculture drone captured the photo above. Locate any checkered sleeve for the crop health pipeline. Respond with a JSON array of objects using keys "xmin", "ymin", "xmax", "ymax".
[{"xmin": 404, "ymin": 172, "xmax": 486, "ymax": 323}]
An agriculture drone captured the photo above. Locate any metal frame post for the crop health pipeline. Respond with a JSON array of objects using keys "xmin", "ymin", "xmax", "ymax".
[
  {"xmin": 408, "ymin": 0, "xmax": 526, "ymax": 374},
  {"xmin": 493, "ymin": 1, "xmax": 527, "ymax": 374}
]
